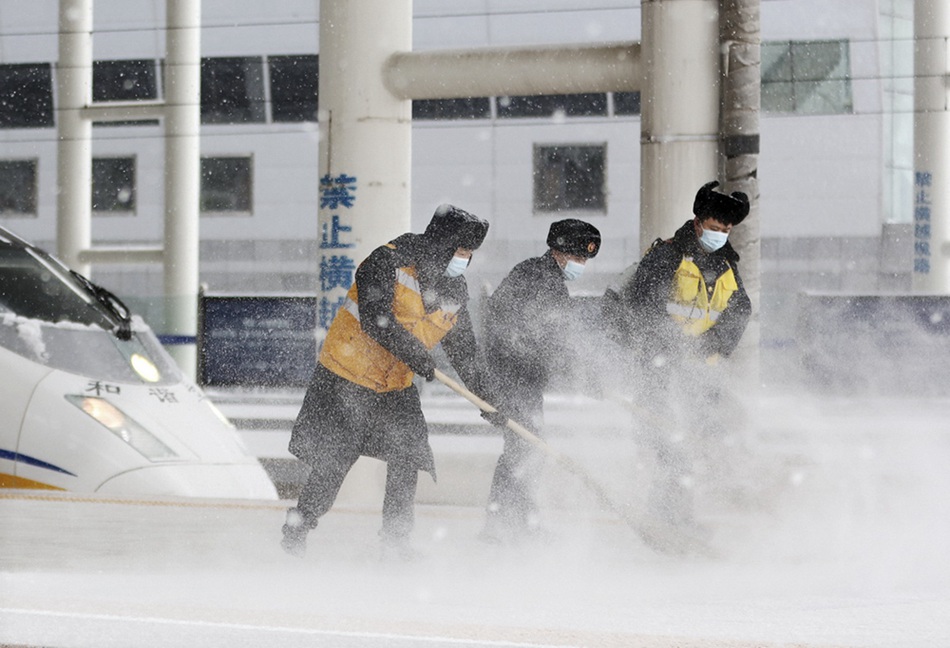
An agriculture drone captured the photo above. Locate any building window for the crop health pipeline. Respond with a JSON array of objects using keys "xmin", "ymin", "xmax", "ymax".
[
  {"xmin": 498, "ymin": 93, "xmax": 607, "ymax": 119},
  {"xmin": 762, "ymin": 40, "xmax": 852, "ymax": 114},
  {"xmin": 269, "ymin": 55, "xmax": 319, "ymax": 122},
  {"xmin": 201, "ymin": 57, "xmax": 266, "ymax": 124},
  {"xmin": 533, "ymin": 144, "xmax": 606, "ymax": 213},
  {"xmin": 413, "ymin": 97, "xmax": 491, "ymax": 120},
  {"xmin": 0, "ymin": 160, "xmax": 38, "ymax": 216},
  {"xmin": 201, "ymin": 157, "xmax": 252, "ymax": 214},
  {"xmin": 0, "ymin": 64, "xmax": 54, "ymax": 129},
  {"xmin": 92, "ymin": 157, "xmax": 136, "ymax": 214},
  {"xmin": 93, "ymin": 59, "xmax": 157, "ymax": 101},
  {"xmin": 613, "ymin": 91, "xmax": 641, "ymax": 116}
]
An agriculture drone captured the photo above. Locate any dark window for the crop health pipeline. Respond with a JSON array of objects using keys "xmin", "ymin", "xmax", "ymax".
[
  {"xmin": 762, "ymin": 40, "xmax": 852, "ymax": 114},
  {"xmin": 497, "ymin": 93, "xmax": 607, "ymax": 119},
  {"xmin": 0, "ymin": 160, "xmax": 38, "ymax": 216},
  {"xmin": 534, "ymin": 144, "xmax": 606, "ymax": 213},
  {"xmin": 613, "ymin": 91, "xmax": 641, "ymax": 115},
  {"xmin": 200, "ymin": 57, "xmax": 265, "ymax": 124},
  {"xmin": 269, "ymin": 55, "xmax": 319, "ymax": 122},
  {"xmin": 412, "ymin": 97, "xmax": 491, "ymax": 120},
  {"xmin": 0, "ymin": 63, "xmax": 54, "ymax": 129},
  {"xmin": 92, "ymin": 157, "xmax": 136, "ymax": 213},
  {"xmin": 201, "ymin": 157, "xmax": 252, "ymax": 213},
  {"xmin": 93, "ymin": 59, "xmax": 157, "ymax": 101}
]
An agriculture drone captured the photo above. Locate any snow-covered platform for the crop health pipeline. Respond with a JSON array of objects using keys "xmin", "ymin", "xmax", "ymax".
[{"xmin": 3, "ymin": 389, "xmax": 950, "ymax": 647}]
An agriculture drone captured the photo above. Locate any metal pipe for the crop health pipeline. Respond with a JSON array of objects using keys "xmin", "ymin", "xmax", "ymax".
[
  {"xmin": 383, "ymin": 43, "xmax": 640, "ymax": 100},
  {"xmin": 80, "ymin": 100, "xmax": 166, "ymax": 122},
  {"xmin": 77, "ymin": 247, "xmax": 165, "ymax": 264}
]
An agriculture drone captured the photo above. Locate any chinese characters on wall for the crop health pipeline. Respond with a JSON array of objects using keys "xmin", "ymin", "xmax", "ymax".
[
  {"xmin": 914, "ymin": 170, "xmax": 933, "ymax": 275},
  {"xmin": 318, "ymin": 173, "xmax": 357, "ymax": 330}
]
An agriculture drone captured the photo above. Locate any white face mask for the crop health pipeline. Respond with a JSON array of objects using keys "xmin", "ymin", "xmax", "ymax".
[
  {"xmin": 443, "ymin": 254, "xmax": 470, "ymax": 278},
  {"xmin": 698, "ymin": 227, "xmax": 729, "ymax": 253},
  {"xmin": 562, "ymin": 259, "xmax": 585, "ymax": 281}
]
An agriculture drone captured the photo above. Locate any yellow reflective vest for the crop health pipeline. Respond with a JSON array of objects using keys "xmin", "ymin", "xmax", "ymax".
[
  {"xmin": 666, "ymin": 256, "xmax": 739, "ymax": 336},
  {"xmin": 319, "ymin": 258, "xmax": 460, "ymax": 392}
]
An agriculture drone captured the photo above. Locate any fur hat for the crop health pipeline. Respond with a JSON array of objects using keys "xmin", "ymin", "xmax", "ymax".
[
  {"xmin": 692, "ymin": 181, "xmax": 750, "ymax": 226},
  {"xmin": 424, "ymin": 204, "xmax": 489, "ymax": 250},
  {"xmin": 546, "ymin": 219, "xmax": 601, "ymax": 258}
]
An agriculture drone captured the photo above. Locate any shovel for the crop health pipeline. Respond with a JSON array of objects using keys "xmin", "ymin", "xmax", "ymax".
[{"xmin": 433, "ymin": 369, "xmax": 711, "ymax": 556}]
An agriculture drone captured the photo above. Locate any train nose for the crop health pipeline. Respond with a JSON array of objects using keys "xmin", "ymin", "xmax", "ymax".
[{"xmin": 95, "ymin": 461, "xmax": 279, "ymax": 500}]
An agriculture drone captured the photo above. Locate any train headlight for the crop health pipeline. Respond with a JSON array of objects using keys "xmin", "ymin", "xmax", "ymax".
[
  {"xmin": 130, "ymin": 353, "xmax": 161, "ymax": 383},
  {"xmin": 65, "ymin": 395, "xmax": 179, "ymax": 461}
]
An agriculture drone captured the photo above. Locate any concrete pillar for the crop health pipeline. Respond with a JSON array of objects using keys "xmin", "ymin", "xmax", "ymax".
[
  {"xmin": 913, "ymin": 0, "xmax": 950, "ymax": 292},
  {"xmin": 316, "ymin": 0, "xmax": 413, "ymax": 337},
  {"xmin": 640, "ymin": 0, "xmax": 720, "ymax": 250},
  {"xmin": 56, "ymin": 0, "xmax": 93, "ymax": 276},
  {"xmin": 162, "ymin": 0, "xmax": 202, "ymax": 377},
  {"xmin": 720, "ymin": 0, "xmax": 761, "ymax": 383}
]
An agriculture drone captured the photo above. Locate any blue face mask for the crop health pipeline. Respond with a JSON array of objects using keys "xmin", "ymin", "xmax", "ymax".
[
  {"xmin": 443, "ymin": 254, "xmax": 470, "ymax": 278},
  {"xmin": 562, "ymin": 259, "xmax": 585, "ymax": 281},
  {"xmin": 698, "ymin": 227, "xmax": 729, "ymax": 253}
]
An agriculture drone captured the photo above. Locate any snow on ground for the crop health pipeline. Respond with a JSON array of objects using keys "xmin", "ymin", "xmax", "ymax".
[{"xmin": 1, "ymin": 390, "xmax": 949, "ymax": 647}]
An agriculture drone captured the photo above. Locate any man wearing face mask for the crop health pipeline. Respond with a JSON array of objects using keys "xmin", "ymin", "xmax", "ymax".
[
  {"xmin": 479, "ymin": 218, "xmax": 601, "ymax": 543},
  {"xmin": 605, "ymin": 180, "xmax": 751, "ymax": 535},
  {"xmin": 281, "ymin": 204, "xmax": 498, "ymax": 560}
]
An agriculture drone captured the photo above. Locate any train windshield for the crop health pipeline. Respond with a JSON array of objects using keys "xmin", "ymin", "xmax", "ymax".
[{"xmin": 0, "ymin": 235, "xmax": 182, "ymax": 385}]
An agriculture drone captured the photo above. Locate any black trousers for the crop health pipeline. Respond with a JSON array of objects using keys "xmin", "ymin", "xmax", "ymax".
[
  {"xmin": 295, "ymin": 451, "xmax": 419, "ymax": 541},
  {"xmin": 486, "ymin": 380, "xmax": 545, "ymax": 529}
]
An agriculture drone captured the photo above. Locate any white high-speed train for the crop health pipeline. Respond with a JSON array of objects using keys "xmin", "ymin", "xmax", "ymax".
[{"xmin": 0, "ymin": 225, "xmax": 278, "ymax": 499}]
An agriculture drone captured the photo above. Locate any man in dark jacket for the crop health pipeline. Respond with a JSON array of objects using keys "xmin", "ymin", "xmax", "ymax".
[
  {"xmin": 281, "ymin": 204, "xmax": 495, "ymax": 559},
  {"xmin": 606, "ymin": 180, "xmax": 751, "ymax": 530},
  {"xmin": 480, "ymin": 218, "xmax": 601, "ymax": 542}
]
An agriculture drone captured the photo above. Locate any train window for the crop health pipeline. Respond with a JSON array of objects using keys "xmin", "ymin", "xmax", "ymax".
[
  {"xmin": 0, "ymin": 240, "xmax": 181, "ymax": 384},
  {"xmin": 0, "ymin": 244, "xmax": 106, "ymax": 327},
  {"xmin": 92, "ymin": 157, "xmax": 136, "ymax": 214},
  {"xmin": 533, "ymin": 144, "xmax": 606, "ymax": 214},
  {"xmin": 0, "ymin": 160, "xmax": 38, "ymax": 216},
  {"xmin": 200, "ymin": 57, "xmax": 266, "ymax": 124},
  {"xmin": 0, "ymin": 63, "xmax": 55, "ymax": 129},
  {"xmin": 200, "ymin": 157, "xmax": 252, "ymax": 214},
  {"xmin": 497, "ymin": 93, "xmax": 607, "ymax": 119},
  {"xmin": 269, "ymin": 55, "xmax": 319, "ymax": 122}
]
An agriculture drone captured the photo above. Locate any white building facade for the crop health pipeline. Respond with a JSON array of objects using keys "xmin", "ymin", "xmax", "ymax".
[{"xmin": 0, "ymin": 0, "xmax": 916, "ymax": 382}]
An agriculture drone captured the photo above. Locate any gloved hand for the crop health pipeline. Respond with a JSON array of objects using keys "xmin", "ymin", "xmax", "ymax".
[
  {"xmin": 480, "ymin": 409, "xmax": 509, "ymax": 428},
  {"xmin": 413, "ymin": 356, "xmax": 437, "ymax": 382}
]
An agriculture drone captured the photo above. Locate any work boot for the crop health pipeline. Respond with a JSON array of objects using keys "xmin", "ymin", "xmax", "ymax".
[
  {"xmin": 477, "ymin": 505, "xmax": 510, "ymax": 545},
  {"xmin": 379, "ymin": 533, "xmax": 419, "ymax": 563},
  {"xmin": 281, "ymin": 508, "xmax": 309, "ymax": 558}
]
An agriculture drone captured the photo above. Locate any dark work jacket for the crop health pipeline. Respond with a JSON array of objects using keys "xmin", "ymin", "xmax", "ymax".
[
  {"xmin": 613, "ymin": 220, "xmax": 751, "ymax": 364},
  {"xmin": 289, "ymin": 232, "xmax": 492, "ymax": 477},
  {"xmin": 484, "ymin": 251, "xmax": 575, "ymax": 416}
]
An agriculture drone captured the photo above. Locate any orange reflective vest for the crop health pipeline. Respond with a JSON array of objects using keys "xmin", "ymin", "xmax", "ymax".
[
  {"xmin": 665, "ymin": 257, "xmax": 739, "ymax": 336},
  {"xmin": 320, "ymin": 256, "xmax": 460, "ymax": 392}
]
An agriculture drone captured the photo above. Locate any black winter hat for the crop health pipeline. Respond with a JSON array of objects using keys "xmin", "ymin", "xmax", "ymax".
[
  {"xmin": 546, "ymin": 219, "xmax": 601, "ymax": 258},
  {"xmin": 692, "ymin": 181, "xmax": 750, "ymax": 226},
  {"xmin": 424, "ymin": 204, "xmax": 489, "ymax": 250}
]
